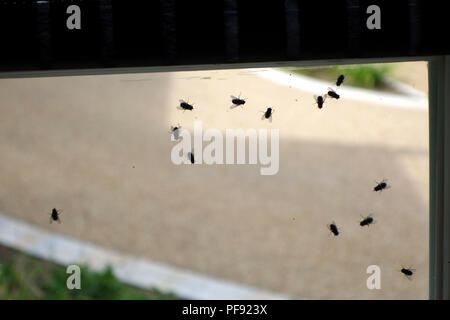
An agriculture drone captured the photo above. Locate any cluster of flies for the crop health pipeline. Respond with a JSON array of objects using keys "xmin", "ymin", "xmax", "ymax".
[
  {"xmin": 313, "ymin": 74, "xmax": 344, "ymax": 109},
  {"xmin": 327, "ymin": 179, "xmax": 388, "ymax": 235},
  {"xmin": 171, "ymin": 74, "xmax": 345, "ymax": 163},
  {"xmin": 172, "ymin": 73, "xmax": 416, "ymax": 279},
  {"xmin": 50, "ymin": 74, "xmax": 415, "ymax": 280},
  {"xmin": 327, "ymin": 178, "xmax": 414, "ymax": 280}
]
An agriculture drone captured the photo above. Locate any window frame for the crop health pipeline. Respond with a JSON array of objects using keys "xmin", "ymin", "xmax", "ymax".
[
  {"xmin": 428, "ymin": 56, "xmax": 450, "ymax": 300},
  {"xmin": 0, "ymin": 55, "xmax": 447, "ymax": 299}
]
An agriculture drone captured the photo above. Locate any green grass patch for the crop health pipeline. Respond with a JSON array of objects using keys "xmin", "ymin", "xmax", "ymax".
[
  {"xmin": 0, "ymin": 245, "xmax": 179, "ymax": 300},
  {"xmin": 283, "ymin": 64, "xmax": 394, "ymax": 90}
]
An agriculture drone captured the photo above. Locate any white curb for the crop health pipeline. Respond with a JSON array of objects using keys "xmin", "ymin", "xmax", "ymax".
[
  {"xmin": 0, "ymin": 213, "xmax": 293, "ymax": 300},
  {"xmin": 255, "ymin": 68, "xmax": 428, "ymax": 110}
]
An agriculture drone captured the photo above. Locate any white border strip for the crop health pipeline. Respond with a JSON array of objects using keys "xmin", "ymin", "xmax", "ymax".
[
  {"xmin": 0, "ymin": 213, "xmax": 292, "ymax": 300},
  {"xmin": 256, "ymin": 68, "xmax": 428, "ymax": 110}
]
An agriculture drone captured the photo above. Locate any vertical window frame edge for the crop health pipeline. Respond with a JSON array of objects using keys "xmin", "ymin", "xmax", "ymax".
[{"xmin": 429, "ymin": 55, "xmax": 450, "ymax": 300}]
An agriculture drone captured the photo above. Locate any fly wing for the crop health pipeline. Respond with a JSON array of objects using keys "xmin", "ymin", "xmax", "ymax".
[
  {"xmin": 400, "ymin": 272, "xmax": 411, "ymax": 280},
  {"xmin": 230, "ymin": 95, "xmax": 238, "ymax": 100},
  {"xmin": 405, "ymin": 272, "xmax": 414, "ymax": 281}
]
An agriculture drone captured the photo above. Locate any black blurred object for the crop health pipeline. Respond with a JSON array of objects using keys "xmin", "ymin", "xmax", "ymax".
[{"xmin": 0, "ymin": 0, "xmax": 442, "ymax": 73}]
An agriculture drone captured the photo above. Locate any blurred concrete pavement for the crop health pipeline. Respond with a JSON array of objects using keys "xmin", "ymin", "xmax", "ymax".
[{"xmin": 0, "ymin": 62, "xmax": 429, "ymax": 299}]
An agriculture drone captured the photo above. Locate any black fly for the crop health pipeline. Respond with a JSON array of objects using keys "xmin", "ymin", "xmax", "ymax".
[
  {"xmin": 49, "ymin": 208, "xmax": 61, "ymax": 224},
  {"xmin": 314, "ymin": 95, "xmax": 327, "ymax": 109},
  {"xmin": 327, "ymin": 88, "xmax": 340, "ymax": 100},
  {"xmin": 327, "ymin": 222, "xmax": 339, "ymax": 236},
  {"xmin": 169, "ymin": 124, "xmax": 181, "ymax": 141},
  {"xmin": 230, "ymin": 94, "xmax": 246, "ymax": 109},
  {"xmin": 374, "ymin": 179, "xmax": 390, "ymax": 192},
  {"xmin": 360, "ymin": 215, "xmax": 375, "ymax": 227},
  {"xmin": 260, "ymin": 107, "xmax": 274, "ymax": 122},
  {"xmin": 187, "ymin": 151, "xmax": 195, "ymax": 164},
  {"xmin": 177, "ymin": 99, "xmax": 194, "ymax": 111},
  {"xmin": 336, "ymin": 74, "xmax": 345, "ymax": 87},
  {"xmin": 400, "ymin": 267, "xmax": 415, "ymax": 280}
]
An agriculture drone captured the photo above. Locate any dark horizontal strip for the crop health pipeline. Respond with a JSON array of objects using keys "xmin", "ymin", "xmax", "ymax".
[{"xmin": 0, "ymin": 0, "xmax": 447, "ymax": 72}]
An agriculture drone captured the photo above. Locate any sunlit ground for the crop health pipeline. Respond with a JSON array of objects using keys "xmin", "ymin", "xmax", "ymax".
[{"xmin": 0, "ymin": 61, "xmax": 428, "ymax": 299}]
